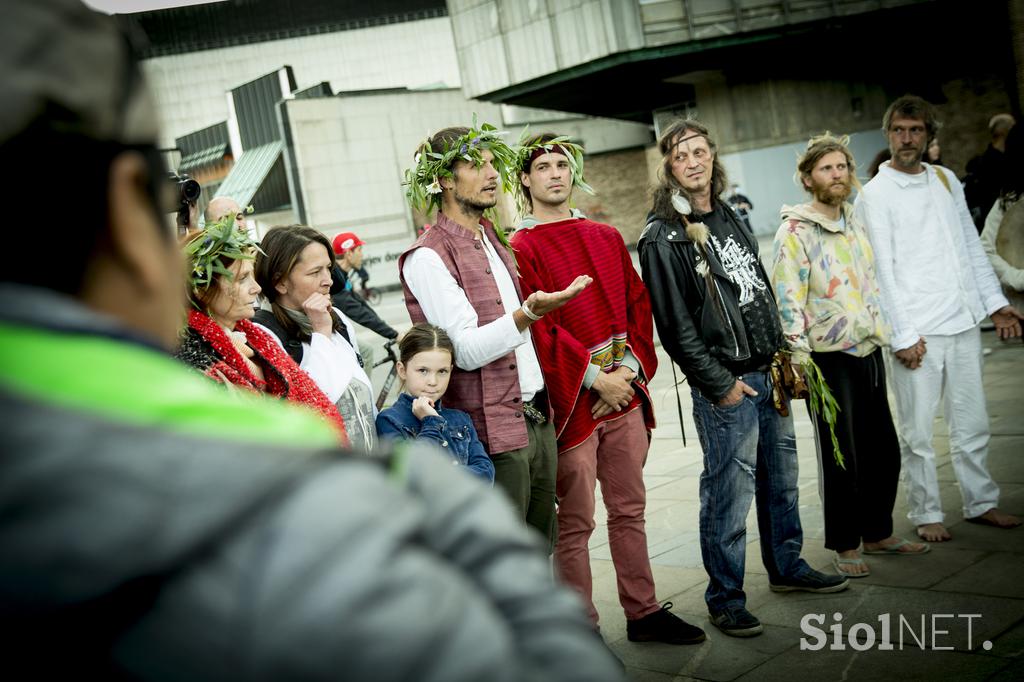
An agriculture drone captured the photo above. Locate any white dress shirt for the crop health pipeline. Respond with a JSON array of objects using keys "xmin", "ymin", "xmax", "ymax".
[
  {"xmin": 855, "ymin": 162, "xmax": 1008, "ymax": 350},
  {"xmin": 402, "ymin": 234, "xmax": 545, "ymax": 400}
]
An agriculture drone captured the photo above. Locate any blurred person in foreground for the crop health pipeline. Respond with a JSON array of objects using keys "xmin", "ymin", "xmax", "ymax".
[
  {"xmin": 253, "ymin": 225, "xmax": 377, "ymax": 451},
  {"xmin": 981, "ymin": 125, "xmax": 1024, "ymax": 313},
  {"xmin": 0, "ymin": 2, "xmax": 624, "ymax": 679},
  {"xmin": 176, "ymin": 219, "xmax": 348, "ymax": 441},
  {"xmin": 855, "ymin": 95, "xmax": 1022, "ymax": 543},
  {"xmin": 772, "ymin": 133, "xmax": 928, "ymax": 579}
]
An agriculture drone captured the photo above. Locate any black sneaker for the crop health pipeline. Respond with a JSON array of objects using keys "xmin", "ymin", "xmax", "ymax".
[
  {"xmin": 626, "ymin": 602, "xmax": 707, "ymax": 645},
  {"xmin": 770, "ymin": 568, "xmax": 850, "ymax": 594},
  {"xmin": 709, "ymin": 605, "xmax": 763, "ymax": 637}
]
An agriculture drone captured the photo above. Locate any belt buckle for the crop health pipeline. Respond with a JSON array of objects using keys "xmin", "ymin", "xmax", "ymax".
[{"xmin": 522, "ymin": 400, "xmax": 546, "ymax": 424}]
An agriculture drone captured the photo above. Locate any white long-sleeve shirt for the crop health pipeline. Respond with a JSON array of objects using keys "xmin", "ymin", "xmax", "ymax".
[
  {"xmin": 402, "ymin": 236, "xmax": 544, "ymax": 401},
  {"xmin": 854, "ymin": 162, "xmax": 1008, "ymax": 350}
]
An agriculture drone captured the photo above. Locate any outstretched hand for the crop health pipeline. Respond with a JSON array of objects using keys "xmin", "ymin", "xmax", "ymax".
[
  {"xmin": 524, "ymin": 275, "xmax": 593, "ymax": 317},
  {"xmin": 991, "ymin": 305, "xmax": 1023, "ymax": 340}
]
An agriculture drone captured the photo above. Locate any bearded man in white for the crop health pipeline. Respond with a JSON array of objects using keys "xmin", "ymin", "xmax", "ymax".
[{"xmin": 855, "ymin": 94, "xmax": 1023, "ymax": 543}]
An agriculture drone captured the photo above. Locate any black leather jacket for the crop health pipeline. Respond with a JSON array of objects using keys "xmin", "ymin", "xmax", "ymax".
[{"xmin": 638, "ymin": 203, "xmax": 772, "ymax": 402}]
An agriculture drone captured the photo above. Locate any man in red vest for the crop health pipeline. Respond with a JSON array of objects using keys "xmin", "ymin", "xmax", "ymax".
[
  {"xmin": 399, "ymin": 125, "xmax": 590, "ymax": 549},
  {"xmin": 511, "ymin": 135, "xmax": 706, "ymax": 645}
]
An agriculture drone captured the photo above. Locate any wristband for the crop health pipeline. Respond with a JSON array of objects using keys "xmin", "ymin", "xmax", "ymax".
[{"xmin": 521, "ymin": 301, "xmax": 542, "ymax": 321}]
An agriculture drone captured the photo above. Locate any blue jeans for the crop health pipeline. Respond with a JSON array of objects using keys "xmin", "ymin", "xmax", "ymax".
[{"xmin": 691, "ymin": 370, "xmax": 810, "ymax": 614}]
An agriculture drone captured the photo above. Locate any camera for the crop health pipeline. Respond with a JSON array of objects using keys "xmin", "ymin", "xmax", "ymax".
[
  {"xmin": 168, "ymin": 172, "xmax": 201, "ymax": 235},
  {"xmin": 169, "ymin": 172, "xmax": 201, "ymax": 206}
]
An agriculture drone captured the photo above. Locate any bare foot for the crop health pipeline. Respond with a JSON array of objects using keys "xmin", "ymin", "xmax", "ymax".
[
  {"xmin": 836, "ymin": 549, "xmax": 869, "ymax": 576},
  {"xmin": 863, "ymin": 536, "xmax": 929, "ymax": 554},
  {"xmin": 917, "ymin": 523, "xmax": 951, "ymax": 542},
  {"xmin": 967, "ymin": 508, "xmax": 1022, "ymax": 528}
]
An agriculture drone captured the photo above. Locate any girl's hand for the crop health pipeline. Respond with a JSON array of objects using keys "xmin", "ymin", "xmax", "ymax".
[{"xmin": 411, "ymin": 395, "xmax": 439, "ymax": 420}]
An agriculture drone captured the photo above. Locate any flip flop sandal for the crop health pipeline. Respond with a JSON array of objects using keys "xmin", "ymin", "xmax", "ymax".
[
  {"xmin": 833, "ymin": 555, "xmax": 870, "ymax": 578},
  {"xmin": 862, "ymin": 538, "xmax": 930, "ymax": 555}
]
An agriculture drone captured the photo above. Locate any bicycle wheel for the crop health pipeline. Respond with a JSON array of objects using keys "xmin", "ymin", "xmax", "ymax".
[{"xmin": 366, "ymin": 288, "xmax": 382, "ymax": 306}]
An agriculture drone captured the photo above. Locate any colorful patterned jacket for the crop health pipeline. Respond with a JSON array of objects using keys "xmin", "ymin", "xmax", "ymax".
[{"xmin": 770, "ymin": 202, "xmax": 890, "ymax": 365}]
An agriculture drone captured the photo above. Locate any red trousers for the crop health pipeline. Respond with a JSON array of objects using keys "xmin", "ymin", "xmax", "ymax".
[{"xmin": 554, "ymin": 407, "xmax": 659, "ymax": 624}]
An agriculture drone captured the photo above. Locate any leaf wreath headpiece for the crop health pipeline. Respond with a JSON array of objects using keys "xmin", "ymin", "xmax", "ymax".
[
  {"xmin": 404, "ymin": 117, "xmax": 519, "ymax": 218},
  {"xmin": 514, "ymin": 131, "xmax": 594, "ymax": 216},
  {"xmin": 403, "ymin": 116, "xmax": 595, "ymax": 233},
  {"xmin": 184, "ymin": 207, "xmax": 262, "ymax": 306}
]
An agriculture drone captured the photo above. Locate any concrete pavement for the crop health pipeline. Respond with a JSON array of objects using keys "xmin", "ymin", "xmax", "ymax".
[{"xmin": 358, "ymin": 280, "xmax": 1024, "ymax": 682}]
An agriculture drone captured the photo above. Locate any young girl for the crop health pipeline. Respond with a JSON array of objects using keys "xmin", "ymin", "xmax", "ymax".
[{"xmin": 376, "ymin": 324, "xmax": 495, "ymax": 484}]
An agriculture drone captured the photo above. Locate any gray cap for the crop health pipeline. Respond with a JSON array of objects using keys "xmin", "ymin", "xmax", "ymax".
[{"xmin": 0, "ymin": 0, "xmax": 158, "ymax": 145}]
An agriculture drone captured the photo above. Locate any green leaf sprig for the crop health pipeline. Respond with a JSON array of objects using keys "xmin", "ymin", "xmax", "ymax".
[
  {"xmin": 802, "ymin": 356, "xmax": 845, "ymax": 469},
  {"xmin": 184, "ymin": 208, "xmax": 262, "ymax": 307}
]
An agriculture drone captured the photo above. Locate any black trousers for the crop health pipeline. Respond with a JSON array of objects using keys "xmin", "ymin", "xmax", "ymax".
[{"xmin": 810, "ymin": 349, "xmax": 901, "ymax": 552}]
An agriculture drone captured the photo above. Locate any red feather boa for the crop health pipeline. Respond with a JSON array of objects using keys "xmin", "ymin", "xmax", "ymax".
[{"xmin": 187, "ymin": 309, "xmax": 349, "ymax": 443}]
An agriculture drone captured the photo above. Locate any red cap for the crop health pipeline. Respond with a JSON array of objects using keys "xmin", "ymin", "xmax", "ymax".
[{"xmin": 332, "ymin": 231, "xmax": 364, "ymax": 255}]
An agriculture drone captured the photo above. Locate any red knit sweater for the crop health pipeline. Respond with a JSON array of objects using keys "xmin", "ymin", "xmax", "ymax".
[{"xmin": 512, "ymin": 218, "xmax": 657, "ymax": 452}]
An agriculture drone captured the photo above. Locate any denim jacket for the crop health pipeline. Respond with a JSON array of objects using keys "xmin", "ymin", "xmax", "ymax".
[{"xmin": 376, "ymin": 393, "xmax": 495, "ymax": 484}]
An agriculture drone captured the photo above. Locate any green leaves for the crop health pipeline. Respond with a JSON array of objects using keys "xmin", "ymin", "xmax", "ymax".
[
  {"xmin": 184, "ymin": 214, "xmax": 262, "ymax": 302},
  {"xmin": 402, "ymin": 117, "xmax": 595, "ymax": 226},
  {"xmin": 802, "ymin": 357, "xmax": 845, "ymax": 469}
]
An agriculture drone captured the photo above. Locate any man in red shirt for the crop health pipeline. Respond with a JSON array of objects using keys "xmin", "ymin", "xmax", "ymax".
[{"xmin": 512, "ymin": 135, "xmax": 705, "ymax": 645}]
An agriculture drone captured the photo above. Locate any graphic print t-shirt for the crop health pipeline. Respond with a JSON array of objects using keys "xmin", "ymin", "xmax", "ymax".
[{"xmin": 697, "ymin": 204, "xmax": 782, "ymax": 369}]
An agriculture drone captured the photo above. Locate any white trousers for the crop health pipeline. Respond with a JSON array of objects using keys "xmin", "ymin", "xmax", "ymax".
[{"xmin": 886, "ymin": 326, "xmax": 1000, "ymax": 525}]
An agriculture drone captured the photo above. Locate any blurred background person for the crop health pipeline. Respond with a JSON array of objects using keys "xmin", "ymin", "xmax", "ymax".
[
  {"xmin": 726, "ymin": 183, "xmax": 754, "ymax": 231},
  {"xmin": 205, "ymin": 195, "xmax": 248, "ymax": 232},
  {"xmin": 330, "ymin": 230, "xmax": 399, "ymax": 368},
  {"xmin": 866, "ymin": 148, "xmax": 891, "ymax": 179},
  {"xmin": 965, "ymin": 113, "xmax": 1016, "ymax": 231},
  {"xmin": 925, "ymin": 137, "xmax": 943, "ymax": 166},
  {"xmin": 982, "ymin": 125, "xmax": 1024, "ymax": 313},
  {"xmin": 0, "ymin": 4, "xmax": 624, "ymax": 679},
  {"xmin": 255, "ymin": 225, "xmax": 377, "ymax": 451},
  {"xmin": 177, "ymin": 219, "xmax": 348, "ymax": 440}
]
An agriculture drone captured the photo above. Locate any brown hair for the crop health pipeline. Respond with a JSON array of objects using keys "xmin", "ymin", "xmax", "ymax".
[
  {"xmin": 882, "ymin": 94, "xmax": 941, "ymax": 141},
  {"xmin": 796, "ymin": 132, "xmax": 863, "ymax": 193},
  {"xmin": 651, "ymin": 119, "xmax": 729, "ymax": 221},
  {"xmin": 399, "ymin": 323, "xmax": 456, "ymax": 366},
  {"xmin": 254, "ymin": 224, "xmax": 343, "ymax": 342},
  {"xmin": 421, "ymin": 126, "xmax": 471, "ymax": 169},
  {"xmin": 519, "ymin": 131, "xmax": 568, "ymax": 210}
]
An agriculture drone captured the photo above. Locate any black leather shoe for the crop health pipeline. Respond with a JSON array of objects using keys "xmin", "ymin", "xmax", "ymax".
[{"xmin": 627, "ymin": 602, "xmax": 706, "ymax": 645}]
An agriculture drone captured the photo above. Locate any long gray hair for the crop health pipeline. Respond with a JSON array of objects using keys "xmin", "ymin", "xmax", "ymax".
[{"xmin": 651, "ymin": 119, "xmax": 729, "ymax": 222}]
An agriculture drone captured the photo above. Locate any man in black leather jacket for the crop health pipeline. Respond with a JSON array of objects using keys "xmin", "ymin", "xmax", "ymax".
[{"xmin": 638, "ymin": 120, "xmax": 847, "ymax": 639}]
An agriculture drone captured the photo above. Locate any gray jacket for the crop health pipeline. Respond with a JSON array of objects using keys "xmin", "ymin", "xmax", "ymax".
[{"xmin": 0, "ymin": 286, "xmax": 622, "ymax": 681}]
